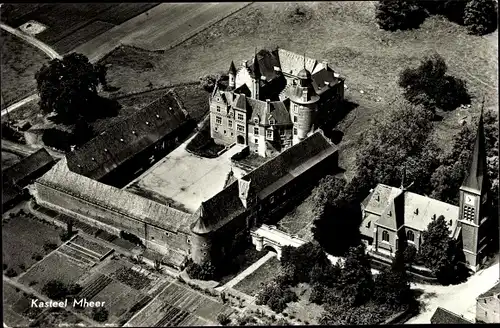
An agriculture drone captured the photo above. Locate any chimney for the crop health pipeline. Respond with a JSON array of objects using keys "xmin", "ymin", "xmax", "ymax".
[
  {"xmin": 242, "ymin": 60, "xmax": 248, "ymax": 67},
  {"xmin": 266, "ymin": 99, "xmax": 271, "ymax": 111},
  {"xmin": 260, "ymin": 75, "xmax": 266, "ymax": 81}
]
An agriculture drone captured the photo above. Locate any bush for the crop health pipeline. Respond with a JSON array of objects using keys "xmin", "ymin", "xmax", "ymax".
[
  {"xmin": 5, "ymin": 268, "xmax": 18, "ymax": 277},
  {"xmin": 119, "ymin": 231, "xmax": 143, "ymax": 246},
  {"xmin": 185, "ymin": 259, "xmax": 216, "ymax": 281},
  {"xmin": 29, "ymin": 281, "xmax": 38, "ymax": 286},
  {"xmin": 376, "ymin": 0, "xmax": 427, "ymax": 31},
  {"xmin": 32, "ymin": 254, "xmax": 43, "ymax": 261},
  {"xmin": 217, "ymin": 312, "xmax": 231, "ymax": 326},
  {"xmin": 3, "ymin": 264, "xmax": 7, "ymax": 270},
  {"xmin": 92, "ymin": 307, "xmax": 109, "ymax": 322},
  {"xmin": 42, "ymin": 280, "xmax": 69, "ymax": 300},
  {"xmin": 402, "ymin": 244, "xmax": 417, "ymax": 265},
  {"xmin": 463, "ymin": 0, "xmax": 498, "ymax": 35},
  {"xmin": 19, "ymin": 264, "xmax": 26, "ymax": 271}
]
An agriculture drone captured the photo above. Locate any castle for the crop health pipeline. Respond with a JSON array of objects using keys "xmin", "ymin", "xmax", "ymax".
[
  {"xmin": 360, "ymin": 110, "xmax": 493, "ymax": 272},
  {"xmin": 210, "ymin": 48, "xmax": 344, "ymax": 157}
]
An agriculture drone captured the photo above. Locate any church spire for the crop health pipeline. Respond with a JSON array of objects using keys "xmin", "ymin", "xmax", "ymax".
[{"xmin": 461, "ymin": 98, "xmax": 487, "ymax": 194}]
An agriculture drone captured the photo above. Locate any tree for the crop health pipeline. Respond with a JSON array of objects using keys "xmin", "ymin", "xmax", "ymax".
[
  {"xmin": 320, "ymin": 301, "xmax": 386, "ymax": 325},
  {"xmin": 373, "ymin": 253, "xmax": 412, "ymax": 309},
  {"xmin": 464, "ymin": 0, "xmax": 498, "ymax": 35},
  {"xmin": 42, "ymin": 280, "xmax": 69, "ymax": 300},
  {"xmin": 420, "ymin": 0, "xmax": 468, "ymax": 24},
  {"xmin": 402, "ymin": 244, "xmax": 417, "ymax": 265},
  {"xmin": 281, "ymin": 242, "xmax": 330, "ymax": 284},
  {"xmin": 92, "ymin": 307, "xmax": 109, "ymax": 322},
  {"xmin": 310, "ymin": 175, "xmax": 346, "ymax": 217},
  {"xmin": 217, "ymin": 312, "xmax": 231, "ymax": 326},
  {"xmin": 376, "ymin": 0, "xmax": 428, "ymax": 31},
  {"xmin": 35, "ymin": 53, "xmax": 105, "ymax": 124},
  {"xmin": 399, "ymin": 53, "xmax": 470, "ymax": 111},
  {"xmin": 255, "ymin": 281, "xmax": 297, "ymax": 313},
  {"xmin": 336, "ymin": 245, "xmax": 374, "ymax": 306}
]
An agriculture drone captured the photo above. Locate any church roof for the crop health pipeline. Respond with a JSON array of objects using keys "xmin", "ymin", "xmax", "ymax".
[
  {"xmin": 229, "ymin": 60, "xmax": 237, "ymax": 75},
  {"xmin": 362, "ymin": 184, "xmax": 401, "ymax": 216},
  {"xmin": 66, "ymin": 91, "xmax": 190, "ymax": 180},
  {"xmin": 277, "ymin": 48, "xmax": 316, "ymax": 77},
  {"xmin": 190, "ymin": 130, "xmax": 338, "ymax": 235},
  {"xmin": 38, "ymin": 158, "xmax": 194, "ymax": 233},
  {"xmin": 461, "ymin": 109, "xmax": 487, "ymax": 194}
]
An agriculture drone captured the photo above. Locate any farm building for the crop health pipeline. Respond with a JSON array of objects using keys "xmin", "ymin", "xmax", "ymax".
[
  {"xmin": 430, "ymin": 307, "xmax": 473, "ymax": 324},
  {"xmin": 360, "ymin": 111, "xmax": 494, "ymax": 272},
  {"xmin": 30, "ymin": 129, "xmax": 338, "ymax": 266},
  {"xmin": 66, "ymin": 90, "xmax": 193, "ymax": 187},
  {"xmin": 210, "ymin": 48, "xmax": 344, "ymax": 157},
  {"xmin": 2, "ymin": 148, "xmax": 55, "ymax": 211}
]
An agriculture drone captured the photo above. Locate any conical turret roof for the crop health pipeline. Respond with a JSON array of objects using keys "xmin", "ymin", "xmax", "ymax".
[{"xmin": 228, "ymin": 61, "xmax": 236, "ymax": 75}]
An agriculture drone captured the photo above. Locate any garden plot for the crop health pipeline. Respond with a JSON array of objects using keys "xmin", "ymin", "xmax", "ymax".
[
  {"xmin": 126, "ymin": 281, "xmax": 234, "ymax": 326},
  {"xmin": 2, "ymin": 283, "xmax": 36, "ymax": 327}
]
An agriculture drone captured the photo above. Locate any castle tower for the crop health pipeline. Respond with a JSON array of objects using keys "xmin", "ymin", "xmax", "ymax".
[
  {"xmin": 251, "ymin": 53, "xmax": 261, "ymax": 100},
  {"xmin": 458, "ymin": 106, "xmax": 490, "ymax": 272},
  {"xmin": 190, "ymin": 202, "xmax": 213, "ymax": 264},
  {"xmin": 228, "ymin": 61, "xmax": 236, "ymax": 89},
  {"xmin": 288, "ymin": 63, "xmax": 320, "ymax": 145}
]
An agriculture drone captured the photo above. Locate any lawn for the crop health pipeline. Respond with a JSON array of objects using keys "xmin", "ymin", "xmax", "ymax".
[
  {"xmin": 1, "ymin": 32, "xmax": 49, "ymax": 107},
  {"xmin": 2, "ymin": 211, "xmax": 63, "ymax": 276},
  {"xmin": 100, "ymin": 1, "xmax": 497, "ymax": 177},
  {"xmin": 233, "ymin": 256, "xmax": 281, "ymax": 297}
]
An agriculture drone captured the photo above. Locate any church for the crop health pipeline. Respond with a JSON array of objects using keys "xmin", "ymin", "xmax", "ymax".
[
  {"xmin": 209, "ymin": 48, "xmax": 345, "ymax": 157},
  {"xmin": 360, "ymin": 110, "xmax": 493, "ymax": 272}
]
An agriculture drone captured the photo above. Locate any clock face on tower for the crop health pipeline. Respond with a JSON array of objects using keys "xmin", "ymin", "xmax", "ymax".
[{"xmin": 465, "ymin": 194, "xmax": 475, "ymax": 206}]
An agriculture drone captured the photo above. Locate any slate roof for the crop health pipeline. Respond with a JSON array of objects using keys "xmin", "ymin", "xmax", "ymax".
[
  {"xmin": 2, "ymin": 148, "xmax": 54, "ymax": 186},
  {"xmin": 360, "ymin": 213, "xmax": 378, "ymax": 238},
  {"xmin": 478, "ymin": 281, "xmax": 500, "ymax": 299},
  {"xmin": 191, "ymin": 130, "xmax": 338, "ymax": 235},
  {"xmin": 278, "ymin": 48, "xmax": 316, "ymax": 77},
  {"xmin": 66, "ymin": 91, "xmax": 189, "ymax": 180},
  {"xmin": 37, "ymin": 158, "xmax": 194, "ymax": 233},
  {"xmin": 228, "ymin": 61, "xmax": 237, "ymax": 75},
  {"xmin": 362, "ymin": 184, "xmax": 401, "ymax": 216},
  {"xmin": 245, "ymin": 97, "xmax": 292, "ymax": 126},
  {"xmin": 374, "ymin": 187, "xmax": 460, "ymax": 234},
  {"xmin": 461, "ymin": 109, "xmax": 487, "ymax": 194},
  {"xmin": 311, "ymin": 68, "xmax": 341, "ymax": 95},
  {"xmin": 430, "ymin": 307, "xmax": 473, "ymax": 324},
  {"xmin": 247, "ymin": 49, "xmax": 281, "ymax": 82}
]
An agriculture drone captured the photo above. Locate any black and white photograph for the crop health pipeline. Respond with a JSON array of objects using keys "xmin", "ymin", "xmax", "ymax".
[{"xmin": 1, "ymin": 1, "xmax": 499, "ymax": 326}]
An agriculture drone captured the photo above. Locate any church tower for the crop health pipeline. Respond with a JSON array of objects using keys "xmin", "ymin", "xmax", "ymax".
[
  {"xmin": 228, "ymin": 61, "xmax": 236, "ymax": 89},
  {"xmin": 288, "ymin": 59, "xmax": 320, "ymax": 145},
  {"xmin": 251, "ymin": 53, "xmax": 261, "ymax": 100},
  {"xmin": 458, "ymin": 107, "xmax": 490, "ymax": 272}
]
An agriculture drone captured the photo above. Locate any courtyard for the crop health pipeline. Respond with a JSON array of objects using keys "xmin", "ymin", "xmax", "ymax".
[{"xmin": 126, "ymin": 134, "xmax": 247, "ymax": 213}]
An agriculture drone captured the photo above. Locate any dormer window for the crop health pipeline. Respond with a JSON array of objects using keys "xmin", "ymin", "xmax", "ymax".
[
  {"xmin": 104, "ymin": 148, "xmax": 108, "ymax": 152},
  {"xmin": 120, "ymin": 138, "xmax": 124, "ymax": 142},
  {"xmin": 156, "ymin": 114, "xmax": 160, "ymax": 119},
  {"xmin": 77, "ymin": 164, "xmax": 81, "ymax": 168},
  {"xmin": 270, "ymin": 118, "xmax": 275, "ymax": 125},
  {"xmin": 146, "ymin": 121, "xmax": 150, "ymax": 125},
  {"xmin": 414, "ymin": 208, "xmax": 419, "ymax": 215},
  {"xmin": 132, "ymin": 130, "xmax": 137, "ymax": 135},
  {"xmin": 91, "ymin": 157, "xmax": 95, "ymax": 161}
]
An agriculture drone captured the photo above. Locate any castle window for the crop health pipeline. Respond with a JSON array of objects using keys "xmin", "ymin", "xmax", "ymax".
[
  {"xmin": 266, "ymin": 130, "xmax": 273, "ymax": 140},
  {"xmin": 254, "ymin": 117, "xmax": 259, "ymax": 124},
  {"xmin": 254, "ymin": 138, "xmax": 258, "ymax": 144},
  {"xmin": 366, "ymin": 221, "xmax": 371, "ymax": 228},
  {"xmin": 231, "ymin": 132, "xmax": 234, "ymax": 136},
  {"xmin": 254, "ymin": 127, "xmax": 259, "ymax": 135},
  {"xmin": 382, "ymin": 230, "xmax": 390, "ymax": 242},
  {"xmin": 270, "ymin": 118, "xmax": 275, "ymax": 125},
  {"xmin": 217, "ymin": 106, "xmax": 221, "ymax": 112},
  {"xmin": 237, "ymin": 124, "xmax": 244, "ymax": 132},
  {"xmin": 294, "ymin": 116, "xmax": 297, "ymax": 122},
  {"xmin": 407, "ymin": 230, "xmax": 414, "ymax": 242},
  {"xmin": 237, "ymin": 113, "xmax": 244, "ymax": 121},
  {"xmin": 224, "ymin": 130, "xmax": 226, "ymax": 134},
  {"xmin": 280, "ymin": 129, "xmax": 285, "ymax": 136},
  {"xmin": 216, "ymin": 116, "xmax": 222, "ymax": 125},
  {"xmin": 165, "ymin": 232, "xmax": 169, "ymax": 236},
  {"xmin": 215, "ymin": 127, "xmax": 218, "ymax": 132},
  {"xmin": 151, "ymin": 237, "xmax": 154, "ymax": 240},
  {"xmin": 228, "ymin": 120, "xmax": 233, "ymax": 128},
  {"xmin": 293, "ymin": 128, "xmax": 297, "ymax": 135}
]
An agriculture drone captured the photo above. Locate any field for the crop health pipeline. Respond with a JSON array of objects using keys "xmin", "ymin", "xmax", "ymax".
[
  {"xmin": 127, "ymin": 138, "xmax": 245, "ymax": 213},
  {"xmin": 1, "ymin": 150, "xmax": 22, "ymax": 168},
  {"xmin": 2, "ymin": 4, "xmax": 159, "ymax": 54},
  {"xmin": 233, "ymin": 257, "xmax": 281, "ymax": 297},
  {"xmin": 1, "ymin": 32, "xmax": 49, "ymax": 108},
  {"xmin": 101, "ymin": 1, "xmax": 497, "ymax": 176},
  {"xmin": 125, "ymin": 281, "xmax": 234, "ymax": 326},
  {"xmin": 19, "ymin": 252, "xmax": 87, "ymax": 292},
  {"xmin": 2, "ymin": 211, "xmax": 63, "ymax": 276}
]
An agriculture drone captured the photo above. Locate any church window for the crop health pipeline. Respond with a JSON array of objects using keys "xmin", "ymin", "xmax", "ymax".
[
  {"xmin": 294, "ymin": 116, "xmax": 297, "ymax": 122},
  {"xmin": 266, "ymin": 130, "xmax": 273, "ymax": 140},
  {"xmin": 237, "ymin": 113, "xmax": 244, "ymax": 121},
  {"xmin": 216, "ymin": 116, "xmax": 222, "ymax": 124},
  {"xmin": 217, "ymin": 106, "xmax": 221, "ymax": 112},
  {"xmin": 228, "ymin": 120, "xmax": 233, "ymax": 128},
  {"xmin": 382, "ymin": 230, "xmax": 389, "ymax": 242},
  {"xmin": 254, "ymin": 127, "xmax": 259, "ymax": 135},
  {"xmin": 237, "ymin": 124, "xmax": 245, "ymax": 132},
  {"xmin": 293, "ymin": 128, "xmax": 297, "ymax": 135},
  {"xmin": 366, "ymin": 221, "xmax": 371, "ymax": 228},
  {"xmin": 407, "ymin": 230, "xmax": 414, "ymax": 242}
]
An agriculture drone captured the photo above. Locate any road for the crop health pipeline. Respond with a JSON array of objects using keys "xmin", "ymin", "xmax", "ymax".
[
  {"xmin": 406, "ymin": 261, "xmax": 500, "ymax": 324},
  {"xmin": 0, "ymin": 23, "xmax": 61, "ymax": 118},
  {"xmin": 3, "ymin": 276, "xmax": 100, "ymax": 326}
]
